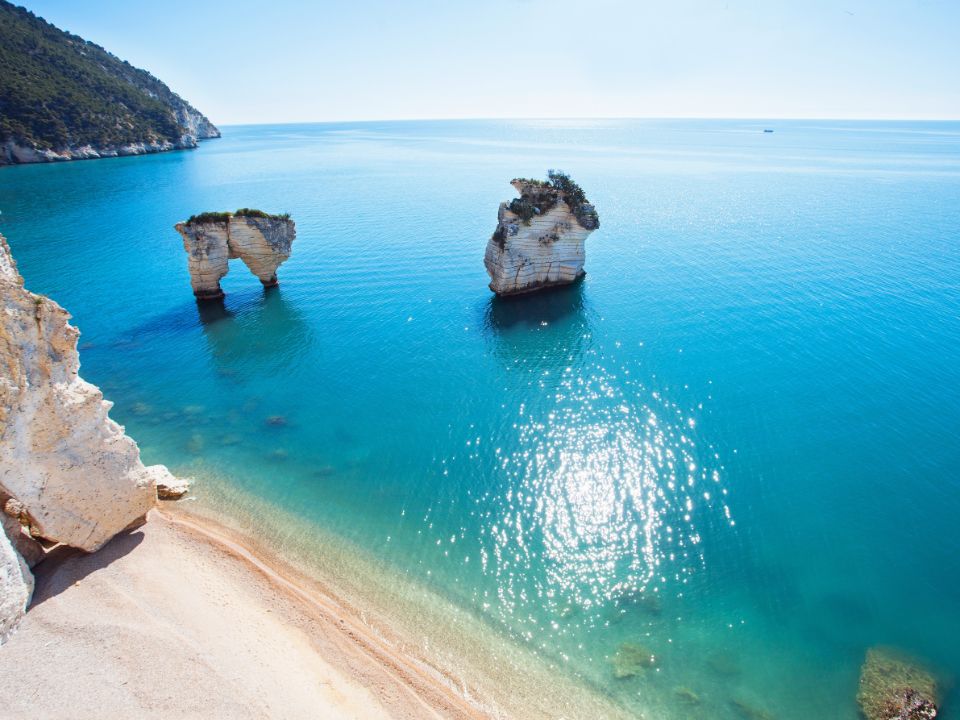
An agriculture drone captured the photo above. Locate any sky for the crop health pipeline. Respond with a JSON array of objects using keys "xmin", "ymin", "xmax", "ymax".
[{"xmin": 17, "ymin": 0, "xmax": 960, "ymax": 124}]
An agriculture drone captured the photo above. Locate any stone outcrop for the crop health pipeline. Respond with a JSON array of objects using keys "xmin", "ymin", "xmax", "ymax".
[
  {"xmin": 0, "ymin": 526, "xmax": 32, "ymax": 642},
  {"xmin": 609, "ymin": 642, "xmax": 657, "ymax": 679},
  {"xmin": 0, "ymin": 233, "xmax": 159, "ymax": 556},
  {"xmin": 2, "ymin": 136, "xmax": 208, "ymax": 165},
  {"xmin": 1, "ymin": 233, "xmax": 193, "ymax": 641},
  {"xmin": 484, "ymin": 171, "xmax": 599, "ymax": 296},
  {"xmin": 175, "ymin": 211, "xmax": 296, "ymax": 300},
  {"xmin": 857, "ymin": 647, "xmax": 939, "ymax": 720},
  {"xmin": 154, "ymin": 471, "xmax": 191, "ymax": 500},
  {"xmin": 2, "ymin": 505, "xmax": 45, "ymax": 568}
]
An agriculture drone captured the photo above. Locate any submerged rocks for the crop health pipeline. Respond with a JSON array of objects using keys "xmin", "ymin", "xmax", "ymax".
[
  {"xmin": 175, "ymin": 210, "xmax": 295, "ymax": 300},
  {"xmin": 673, "ymin": 687, "xmax": 701, "ymax": 706},
  {"xmin": 857, "ymin": 647, "xmax": 939, "ymax": 720},
  {"xmin": 610, "ymin": 641, "xmax": 657, "ymax": 679},
  {"xmin": 730, "ymin": 697, "xmax": 776, "ymax": 720},
  {"xmin": 484, "ymin": 171, "xmax": 599, "ymax": 296}
]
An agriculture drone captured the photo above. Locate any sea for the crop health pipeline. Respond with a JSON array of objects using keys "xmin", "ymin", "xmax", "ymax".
[{"xmin": 2, "ymin": 119, "xmax": 959, "ymax": 719}]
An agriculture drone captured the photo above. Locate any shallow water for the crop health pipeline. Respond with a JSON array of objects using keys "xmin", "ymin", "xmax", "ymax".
[{"xmin": 2, "ymin": 119, "xmax": 960, "ymax": 718}]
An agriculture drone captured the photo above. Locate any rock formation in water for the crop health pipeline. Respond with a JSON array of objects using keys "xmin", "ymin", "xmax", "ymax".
[
  {"xmin": 0, "ymin": 1, "xmax": 219, "ymax": 165},
  {"xmin": 1, "ymin": 233, "xmax": 188, "ymax": 639},
  {"xmin": 484, "ymin": 171, "xmax": 599, "ymax": 296},
  {"xmin": 155, "ymin": 474, "xmax": 191, "ymax": 500},
  {"xmin": 857, "ymin": 647, "xmax": 940, "ymax": 720},
  {"xmin": 175, "ymin": 210, "xmax": 296, "ymax": 300}
]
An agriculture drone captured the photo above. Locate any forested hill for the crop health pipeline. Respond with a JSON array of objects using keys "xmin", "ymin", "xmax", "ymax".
[{"xmin": 0, "ymin": 0, "xmax": 219, "ymax": 165}]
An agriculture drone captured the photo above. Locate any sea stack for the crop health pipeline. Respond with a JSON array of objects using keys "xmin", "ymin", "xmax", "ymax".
[
  {"xmin": 175, "ymin": 210, "xmax": 296, "ymax": 300},
  {"xmin": 484, "ymin": 171, "xmax": 599, "ymax": 296}
]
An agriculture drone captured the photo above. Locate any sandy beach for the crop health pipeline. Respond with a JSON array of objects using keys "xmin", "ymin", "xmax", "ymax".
[{"xmin": 0, "ymin": 507, "xmax": 485, "ymax": 720}]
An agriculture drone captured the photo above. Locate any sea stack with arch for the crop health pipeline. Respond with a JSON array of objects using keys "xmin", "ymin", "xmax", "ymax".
[
  {"xmin": 484, "ymin": 171, "xmax": 599, "ymax": 296},
  {"xmin": 175, "ymin": 209, "xmax": 296, "ymax": 300}
]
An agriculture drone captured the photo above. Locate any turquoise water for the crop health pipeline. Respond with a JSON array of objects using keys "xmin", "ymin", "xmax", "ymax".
[{"xmin": 2, "ymin": 119, "xmax": 959, "ymax": 718}]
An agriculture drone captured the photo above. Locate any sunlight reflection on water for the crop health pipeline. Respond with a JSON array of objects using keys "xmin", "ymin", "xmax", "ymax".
[{"xmin": 479, "ymin": 358, "xmax": 731, "ymax": 624}]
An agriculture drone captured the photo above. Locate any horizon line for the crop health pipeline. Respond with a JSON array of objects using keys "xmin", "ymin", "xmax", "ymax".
[{"xmin": 214, "ymin": 115, "xmax": 960, "ymax": 128}]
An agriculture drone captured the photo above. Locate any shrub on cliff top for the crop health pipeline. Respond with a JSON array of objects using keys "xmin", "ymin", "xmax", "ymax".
[
  {"xmin": 235, "ymin": 208, "xmax": 291, "ymax": 221},
  {"xmin": 186, "ymin": 209, "xmax": 291, "ymax": 224},
  {"xmin": 234, "ymin": 208, "xmax": 269, "ymax": 218},
  {"xmin": 506, "ymin": 171, "xmax": 599, "ymax": 230},
  {"xmin": 547, "ymin": 170, "xmax": 599, "ymax": 230},
  {"xmin": 508, "ymin": 198, "xmax": 538, "ymax": 224},
  {"xmin": 186, "ymin": 211, "xmax": 231, "ymax": 225},
  {"xmin": 512, "ymin": 177, "xmax": 553, "ymax": 189},
  {"xmin": 547, "ymin": 170, "xmax": 586, "ymax": 208}
]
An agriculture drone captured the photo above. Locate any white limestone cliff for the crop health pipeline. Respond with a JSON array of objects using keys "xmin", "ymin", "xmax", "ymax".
[
  {"xmin": 0, "ymin": 234, "xmax": 159, "ymax": 557},
  {"xmin": 0, "ymin": 232, "xmax": 194, "ymax": 639},
  {"xmin": 484, "ymin": 174, "xmax": 599, "ymax": 296},
  {"xmin": 172, "ymin": 105, "xmax": 221, "ymax": 142},
  {"xmin": 175, "ymin": 213, "xmax": 296, "ymax": 300},
  {"xmin": 1, "ymin": 505, "xmax": 44, "ymax": 568},
  {"xmin": 0, "ymin": 527, "xmax": 32, "ymax": 643},
  {"xmin": 0, "ymin": 134, "xmax": 213, "ymax": 165}
]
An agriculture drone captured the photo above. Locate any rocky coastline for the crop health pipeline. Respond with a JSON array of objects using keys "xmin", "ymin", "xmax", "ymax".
[{"xmin": 1, "ymin": 132, "xmax": 218, "ymax": 165}]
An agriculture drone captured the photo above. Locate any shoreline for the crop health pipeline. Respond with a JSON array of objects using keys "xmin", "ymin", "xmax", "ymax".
[
  {"xmin": 162, "ymin": 479, "xmax": 635, "ymax": 720},
  {"xmin": 0, "ymin": 506, "xmax": 487, "ymax": 719},
  {"xmin": 0, "ymin": 136, "xmax": 219, "ymax": 167},
  {"xmin": 157, "ymin": 505, "xmax": 490, "ymax": 719},
  {"xmin": 0, "ymin": 494, "xmax": 634, "ymax": 719}
]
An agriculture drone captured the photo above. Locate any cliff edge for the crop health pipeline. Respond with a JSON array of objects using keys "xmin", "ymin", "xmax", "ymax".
[
  {"xmin": 0, "ymin": 233, "xmax": 184, "ymax": 640},
  {"xmin": 484, "ymin": 171, "xmax": 599, "ymax": 296}
]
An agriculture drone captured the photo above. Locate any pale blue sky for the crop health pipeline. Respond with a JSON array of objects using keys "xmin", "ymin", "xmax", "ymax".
[{"xmin": 19, "ymin": 0, "xmax": 960, "ymax": 124}]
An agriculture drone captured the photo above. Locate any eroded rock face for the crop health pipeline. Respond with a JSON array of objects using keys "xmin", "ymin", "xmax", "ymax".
[
  {"xmin": 175, "ymin": 220, "xmax": 230, "ymax": 300},
  {"xmin": 175, "ymin": 214, "xmax": 296, "ymax": 300},
  {"xmin": 0, "ymin": 233, "xmax": 157, "ymax": 553},
  {"xmin": 484, "ymin": 173, "xmax": 599, "ymax": 296},
  {"xmin": 0, "ymin": 526, "xmax": 32, "ymax": 643},
  {"xmin": 152, "ymin": 468, "xmax": 192, "ymax": 500},
  {"xmin": 1, "ymin": 506, "xmax": 45, "ymax": 568},
  {"xmin": 1, "ymin": 136, "xmax": 202, "ymax": 165},
  {"xmin": 857, "ymin": 647, "xmax": 939, "ymax": 720}
]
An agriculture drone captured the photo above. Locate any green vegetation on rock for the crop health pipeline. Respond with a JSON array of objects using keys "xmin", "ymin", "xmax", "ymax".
[
  {"xmin": 185, "ymin": 212, "xmax": 232, "ymax": 226},
  {"xmin": 0, "ymin": 0, "xmax": 218, "ymax": 158},
  {"xmin": 508, "ymin": 171, "xmax": 599, "ymax": 230},
  {"xmin": 235, "ymin": 208, "xmax": 291, "ymax": 221},
  {"xmin": 186, "ymin": 210, "xmax": 291, "ymax": 225},
  {"xmin": 508, "ymin": 197, "xmax": 541, "ymax": 224}
]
